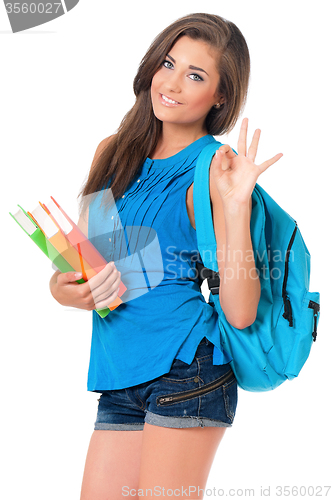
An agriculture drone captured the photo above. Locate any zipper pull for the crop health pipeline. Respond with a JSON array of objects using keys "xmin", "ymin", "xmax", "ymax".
[
  {"xmin": 159, "ymin": 396, "xmax": 173, "ymax": 403},
  {"xmin": 308, "ymin": 300, "xmax": 320, "ymax": 342},
  {"xmin": 312, "ymin": 314, "xmax": 318, "ymax": 342},
  {"xmin": 282, "ymin": 295, "xmax": 294, "ymax": 327}
]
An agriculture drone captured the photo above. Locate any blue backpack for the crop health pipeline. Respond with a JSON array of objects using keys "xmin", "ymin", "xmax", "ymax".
[{"xmin": 193, "ymin": 142, "xmax": 320, "ymax": 392}]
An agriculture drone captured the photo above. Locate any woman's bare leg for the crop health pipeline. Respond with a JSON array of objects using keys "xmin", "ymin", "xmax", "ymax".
[
  {"xmin": 80, "ymin": 429, "xmax": 144, "ymax": 500},
  {"xmin": 138, "ymin": 423, "xmax": 227, "ymax": 499}
]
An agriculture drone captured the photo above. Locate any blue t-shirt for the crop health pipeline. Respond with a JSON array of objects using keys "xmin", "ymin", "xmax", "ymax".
[{"xmin": 87, "ymin": 134, "xmax": 231, "ymax": 391}]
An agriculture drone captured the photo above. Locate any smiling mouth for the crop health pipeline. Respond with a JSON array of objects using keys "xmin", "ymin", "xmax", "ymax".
[{"xmin": 160, "ymin": 94, "xmax": 182, "ymax": 105}]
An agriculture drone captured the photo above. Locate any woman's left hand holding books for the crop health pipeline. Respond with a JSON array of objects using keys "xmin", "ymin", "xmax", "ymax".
[{"xmin": 50, "ymin": 261, "xmax": 121, "ymax": 311}]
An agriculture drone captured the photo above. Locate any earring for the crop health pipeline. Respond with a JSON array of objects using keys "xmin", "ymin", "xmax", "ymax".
[{"xmin": 214, "ymin": 102, "xmax": 221, "ymax": 109}]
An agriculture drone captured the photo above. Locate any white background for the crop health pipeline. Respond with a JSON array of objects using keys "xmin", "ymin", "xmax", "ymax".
[{"xmin": 1, "ymin": 1, "xmax": 331, "ymax": 498}]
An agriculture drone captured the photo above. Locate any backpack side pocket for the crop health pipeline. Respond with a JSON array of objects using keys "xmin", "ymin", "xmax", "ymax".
[{"xmin": 283, "ymin": 290, "xmax": 320, "ymax": 378}]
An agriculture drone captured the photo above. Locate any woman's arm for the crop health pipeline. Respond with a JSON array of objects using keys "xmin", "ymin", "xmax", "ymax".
[
  {"xmin": 209, "ymin": 118, "xmax": 283, "ymax": 329},
  {"xmin": 210, "ymin": 178, "xmax": 260, "ymax": 329}
]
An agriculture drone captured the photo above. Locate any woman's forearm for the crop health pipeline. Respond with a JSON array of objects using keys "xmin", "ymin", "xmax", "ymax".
[{"xmin": 218, "ymin": 201, "xmax": 261, "ymax": 329}]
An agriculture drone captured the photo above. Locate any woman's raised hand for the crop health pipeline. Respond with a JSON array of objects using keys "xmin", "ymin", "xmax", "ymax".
[
  {"xmin": 210, "ymin": 118, "xmax": 283, "ymax": 207},
  {"xmin": 50, "ymin": 261, "xmax": 122, "ymax": 311}
]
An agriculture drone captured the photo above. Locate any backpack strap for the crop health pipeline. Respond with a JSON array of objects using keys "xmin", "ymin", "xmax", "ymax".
[{"xmin": 193, "ymin": 142, "xmax": 222, "ymax": 276}]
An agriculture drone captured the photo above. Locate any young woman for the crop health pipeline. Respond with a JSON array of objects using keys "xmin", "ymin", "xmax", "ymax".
[{"xmin": 49, "ymin": 13, "xmax": 282, "ymax": 499}]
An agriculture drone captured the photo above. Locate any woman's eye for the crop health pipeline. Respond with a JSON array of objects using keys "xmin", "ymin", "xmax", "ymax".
[
  {"xmin": 162, "ymin": 60, "xmax": 173, "ymax": 69},
  {"xmin": 189, "ymin": 73, "xmax": 203, "ymax": 82}
]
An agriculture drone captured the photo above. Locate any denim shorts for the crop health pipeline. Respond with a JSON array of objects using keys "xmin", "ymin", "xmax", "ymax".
[{"xmin": 94, "ymin": 337, "xmax": 238, "ymax": 430}]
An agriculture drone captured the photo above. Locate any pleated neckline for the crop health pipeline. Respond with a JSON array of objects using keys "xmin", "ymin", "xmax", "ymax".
[{"xmin": 143, "ymin": 134, "xmax": 216, "ymax": 170}]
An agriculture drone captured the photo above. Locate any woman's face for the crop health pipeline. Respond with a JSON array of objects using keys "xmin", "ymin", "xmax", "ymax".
[{"xmin": 150, "ymin": 36, "xmax": 222, "ymax": 135}]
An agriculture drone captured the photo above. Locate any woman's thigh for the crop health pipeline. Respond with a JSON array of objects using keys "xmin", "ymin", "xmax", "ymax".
[
  {"xmin": 138, "ymin": 423, "xmax": 227, "ymax": 498},
  {"xmin": 80, "ymin": 429, "xmax": 144, "ymax": 500}
]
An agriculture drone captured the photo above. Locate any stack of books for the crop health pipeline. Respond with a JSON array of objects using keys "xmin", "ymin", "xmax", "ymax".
[{"xmin": 9, "ymin": 197, "xmax": 127, "ymax": 318}]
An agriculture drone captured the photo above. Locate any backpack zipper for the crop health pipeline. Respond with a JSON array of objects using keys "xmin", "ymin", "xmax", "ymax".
[
  {"xmin": 308, "ymin": 300, "xmax": 320, "ymax": 342},
  {"xmin": 282, "ymin": 223, "xmax": 298, "ymax": 326},
  {"xmin": 156, "ymin": 369, "xmax": 234, "ymax": 406}
]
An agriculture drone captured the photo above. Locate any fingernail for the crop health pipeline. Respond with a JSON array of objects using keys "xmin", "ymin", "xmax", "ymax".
[{"xmin": 75, "ymin": 272, "xmax": 82, "ymax": 279}]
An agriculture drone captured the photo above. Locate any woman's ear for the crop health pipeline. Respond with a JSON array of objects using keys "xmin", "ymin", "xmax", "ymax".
[{"xmin": 213, "ymin": 94, "xmax": 225, "ymax": 108}]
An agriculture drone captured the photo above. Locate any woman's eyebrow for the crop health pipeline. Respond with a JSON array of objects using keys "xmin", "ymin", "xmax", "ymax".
[{"xmin": 166, "ymin": 53, "xmax": 209, "ymax": 76}]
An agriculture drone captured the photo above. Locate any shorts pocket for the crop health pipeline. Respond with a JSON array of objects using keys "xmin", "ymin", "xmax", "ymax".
[{"xmin": 156, "ymin": 368, "xmax": 235, "ymax": 407}]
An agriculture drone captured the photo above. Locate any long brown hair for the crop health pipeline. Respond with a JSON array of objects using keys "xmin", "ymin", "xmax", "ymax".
[{"xmin": 79, "ymin": 13, "xmax": 250, "ymax": 210}]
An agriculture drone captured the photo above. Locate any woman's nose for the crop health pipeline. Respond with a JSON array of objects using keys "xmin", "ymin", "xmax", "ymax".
[{"xmin": 164, "ymin": 71, "xmax": 182, "ymax": 93}]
